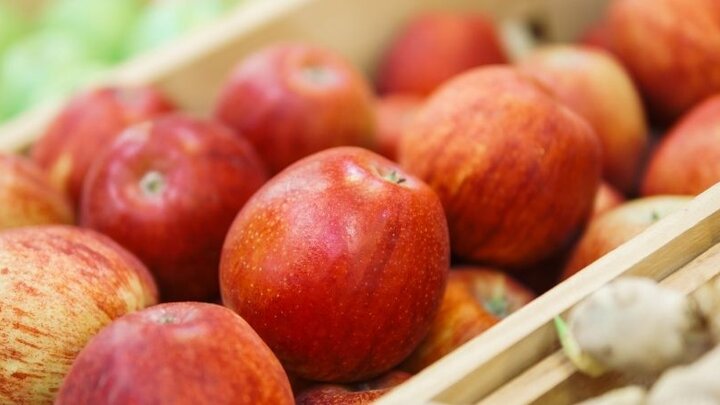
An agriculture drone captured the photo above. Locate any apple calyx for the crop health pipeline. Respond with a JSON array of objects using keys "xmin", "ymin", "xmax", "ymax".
[
  {"xmin": 483, "ymin": 294, "xmax": 509, "ymax": 318},
  {"xmin": 153, "ymin": 313, "xmax": 177, "ymax": 324},
  {"xmin": 650, "ymin": 210, "xmax": 661, "ymax": 222},
  {"xmin": 299, "ymin": 64, "xmax": 338, "ymax": 87},
  {"xmin": 479, "ymin": 281, "xmax": 510, "ymax": 318},
  {"xmin": 139, "ymin": 170, "xmax": 166, "ymax": 198}
]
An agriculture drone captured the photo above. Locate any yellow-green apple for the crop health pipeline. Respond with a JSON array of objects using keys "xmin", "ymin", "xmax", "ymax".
[
  {"xmin": 608, "ymin": 0, "xmax": 720, "ymax": 121},
  {"xmin": 562, "ymin": 196, "xmax": 692, "ymax": 279},
  {"xmin": 220, "ymin": 147, "xmax": 449, "ymax": 382},
  {"xmin": 593, "ymin": 181, "xmax": 625, "ymax": 219},
  {"xmin": 80, "ymin": 114, "xmax": 268, "ymax": 301},
  {"xmin": 0, "ymin": 226, "xmax": 157, "ymax": 404},
  {"xmin": 31, "ymin": 86, "xmax": 175, "ymax": 206},
  {"xmin": 642, "ymin": 95, "xmax": 720, "ymax": 196},
  {"xmin": 401, "ymin": 267, "xmax": 534, "ymax": 373},
  {"xmin": 399, "ymin": 66, "xmax": 601, "ymax": 268},
  {"xmin": 214, "ymin": 43, "xmax": 376, "ymax": 174},
  {"xmin": 0, "ymin": 153, "xmax": 73, "ymax": 229},
  {"xmin": 55, "ymin": 302, "xmax": 293, "ymax": 405},
  {"xmin": 518, "ymin": 45, "xmax": 648, "ymax": 193},
  {"xmin": 295, "ymin": 370, "xmax": 411, "ymax": 405},
  {"xmin": 376, "ymin": 11, "xmax": 507, "ymax": 96},
  {"xmin": 374, "ymin": 94, "xmax": 423, "ymax": 161}
]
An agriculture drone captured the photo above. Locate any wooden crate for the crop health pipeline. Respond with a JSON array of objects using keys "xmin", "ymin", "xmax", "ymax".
[{"xmin": 6, "ymin": 0, "xmax": 719, "ymax": 403}]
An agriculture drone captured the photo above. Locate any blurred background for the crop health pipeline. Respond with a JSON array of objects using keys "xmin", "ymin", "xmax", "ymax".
[{"xmin": 0, "ymin": 0, "xmax": 254, "ymax": 124}]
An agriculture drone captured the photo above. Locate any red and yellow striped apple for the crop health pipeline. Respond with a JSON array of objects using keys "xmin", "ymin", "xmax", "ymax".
[
  {"xmin": 0, "ymin": 153, "xmax": 73, "ymax": 229},
  {"xmin": 0, "ymin": 226, "xmax": 157, "ymax": 404}
]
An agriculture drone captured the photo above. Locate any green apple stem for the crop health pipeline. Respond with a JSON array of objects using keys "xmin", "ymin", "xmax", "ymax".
[
  {"xmin": 484, "ymin": 294, "xmax": 509, "ymax": 318},
  {"xmin": 554, "ymin": 316, "xmax": 607, "ymax": 377},
  {"xmin": 384, "ymin": 170, "xmax": 406, "ymax": 185}
]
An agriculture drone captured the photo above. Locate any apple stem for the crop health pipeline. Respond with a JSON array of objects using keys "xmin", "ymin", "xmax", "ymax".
[
  {"xmin": 651, "ymin": 210, "xmax": 660, "ymax": 221},
  {"xmin": 385, "ymin": 170, "xmax": 406, "ymax": 185},
  {"xmin": 139, "ymin": 170, "xmax": 165, "ymax": 198}
]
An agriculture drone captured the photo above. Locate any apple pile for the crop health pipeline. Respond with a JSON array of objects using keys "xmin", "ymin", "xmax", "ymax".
[{"xmin": 2, "ymin": 0, "xmax": 720, "ymax": 402}]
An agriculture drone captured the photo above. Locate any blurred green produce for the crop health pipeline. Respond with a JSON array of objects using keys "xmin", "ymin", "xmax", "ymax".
[
  {"xmin": 128, "ymin": 0, "xmax": 242, "ymax": 56},
  {"xmin": 0, "ymin": 2, "xmax": 30, "ymax": 57},
  {"xmin": 41, "ymin": 0, "xmax": 143, "ymax": 62},
  {"xmin": 0, "ymin": 0, "xmax": 247, "ymax": 124},
  {"xmin": 0, "ymin": 32, "xmax": 107, "ymax": 120}
]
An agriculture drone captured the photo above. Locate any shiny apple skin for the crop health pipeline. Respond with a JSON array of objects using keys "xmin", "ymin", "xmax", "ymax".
[
  {"xmin": 0, "ymin": 225, "xmax": 157, "ymax": 404},
  {"xmin": 593, "ymin": 181, "xmax": 625, "ymax": 219},
  {"xmin": 399, "ymin": 66, "xmax": 601, "ymax": 268},
  {"xmin": 642, "ymin": 95, "xmax": 720, "ymax": 196},
  {"xmin": 55, "ymin": 302, "xmax": 294, "ymax": 405},
  {"xmin": 31, "ymin": 86, "xmax": 176, "ymax": 206},
  {"xmin": 80, "ymin": 114, "xmax": 268, "ymax": 301},
  {"xmin": 608, "ymin": 0, "xmax": 720, "ymax": 121},
  {"xmin": 220, "ymin": 147, "xmax": 449, "ymax": 382},
  {"xmin": 215, "ymin": 43, "xmax": 376, "ymax": 174},
  {"xmin": 376, "ymin": 11, "xmax": 507, "ymax": 96},
  {"xmin": 0, "ymin": 153, "xmax": 73, "ymax": 229},
  {"xmin": 374, "ymin": 94, "xmax": 423, "ymax": 161},
  {"xmin": 519, "ymin": 45, "xmax": 648, "ymax": 194},
  {"xmin": 563, "ymin": 196, "xmax": 692, "ymax": 279}
]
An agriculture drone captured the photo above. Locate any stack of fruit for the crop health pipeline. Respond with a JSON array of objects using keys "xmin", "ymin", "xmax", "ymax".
[
  {"xmin": 0, "ymin": 0, "xmax": 247, "ymax": 123},
  {"xmin": 2, "ymin": 0, "xmax": 720, "ymax": 403}
]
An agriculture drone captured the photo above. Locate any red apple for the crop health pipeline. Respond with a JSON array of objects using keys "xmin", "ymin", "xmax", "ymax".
[
  {"xmin": 374, "ymin": 94, "xmax": 423, "ymax": 161},
  {"xmin": 31, "ymin": 86, "xmax": 176, "ymax": 206},
  {"xmin": 220, "ymin": 147, "xmax": 449, "ymax": 382},
  {"xmin": 579, "ymin": 18, "xmax": 613, "ymax": 54},
  {"xmin": 0, "ymin": 225, "xmax": 157, "ymax": 404},
  {"xmin": 608, "ymin": 0, "xmax": 720, "ymax": 121},
  {"xmin": 80, "ymin": 114, "xmax": 268, "ymax": 301},
  {"xmin": 56, "ymin": 302, "xmax": 293, "ymax": 405},
  {"xmin": 376, "ymin": 11, "xmax": 507, "ymax": 96},
  {"xmin": 0, "ymin": 153, "xmax": 73, "ymax": 229},
  {"xmin": 214, "ymin": 43, "xmax": 376, "ymax": 174},
  {"xmin": 399, "ymin": 66, "xmax": 601, "ymax": 267},
  {"xmin": 295, "ymin": 370, "xmax": 411, "ymax": 405},
  {"xmin": 518, "ymin": 45, "xmax": 648, "ymax": 193},
  {"xmin": 593, "ymin": 181, "xmax": 626, "ymax": 219},
  {"xmin": 642, "ymin": 95, "xmax": 720, "ymax": 196},
  {"xmin": 401, "ymin": 267, "xmax": 534, "ymax": 373},
  {"xmin": 562, "ymin": 196, "xmax": 692, "ymax": 279}
]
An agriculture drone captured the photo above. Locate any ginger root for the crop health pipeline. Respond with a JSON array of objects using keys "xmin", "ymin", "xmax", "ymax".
[{"xmin": 563, "ymin": 277, "xmax": 708, "ymax": 375}]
